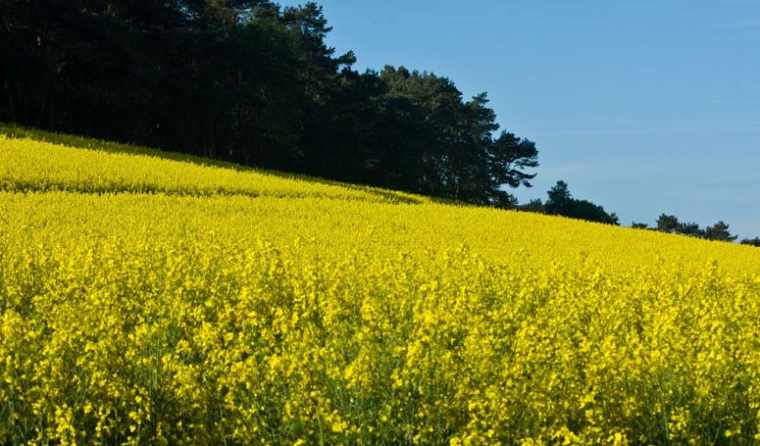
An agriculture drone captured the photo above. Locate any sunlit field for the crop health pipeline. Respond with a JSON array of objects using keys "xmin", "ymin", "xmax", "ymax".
[{"xmin": 2, "ymin": 127, "xmax": 760, "ymax": 445}]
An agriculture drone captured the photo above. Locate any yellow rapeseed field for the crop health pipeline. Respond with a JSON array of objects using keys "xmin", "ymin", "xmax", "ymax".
[{"xmin": 1, "ymin": 126, "xmax": 760, "ymax": 445}]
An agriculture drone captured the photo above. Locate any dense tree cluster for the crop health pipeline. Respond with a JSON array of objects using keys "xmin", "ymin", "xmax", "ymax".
[
  {"xmin": 632, "ymin": 214, "xmax": 760, "ymax": 244},
  {"xmin": 2, "ymin": 1, "xmax": 755, "ymax": 240},
  {"xmin": 653, "ymin": 214, "xmax": 737, "ymax": 241},
  {"xmin": 0, "ymin": 0, "xmax": 538, "ymax": 205},
  {"xmin": 520, "ymin": 181, "xmax": 619, "ymax": 225}
]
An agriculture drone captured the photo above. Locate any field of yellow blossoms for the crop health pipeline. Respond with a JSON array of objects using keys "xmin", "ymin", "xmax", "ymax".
[{"xmin": 2, "ymin": 125, "xmax": 760, "ymax": 445}]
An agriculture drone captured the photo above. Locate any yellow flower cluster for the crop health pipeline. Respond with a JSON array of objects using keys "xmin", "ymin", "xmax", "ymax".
[
  {"xmin": 1, "ymin": 129, "xmax": 760, "ymax": 444},
  {"xmin": 0, "ymin": 126, "xmax": 422, "ymax": 204}
]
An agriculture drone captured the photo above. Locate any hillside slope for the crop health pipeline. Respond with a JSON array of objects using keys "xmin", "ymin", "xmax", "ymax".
[{"xmin": 1, "ymin": 127, "xmax": 760, "ymax": 445}]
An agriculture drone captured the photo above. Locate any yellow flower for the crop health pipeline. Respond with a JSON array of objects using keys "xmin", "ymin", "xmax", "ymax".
[{"xmin": 2, "ymin": 127, "xmax": 760, "ymax": 444}]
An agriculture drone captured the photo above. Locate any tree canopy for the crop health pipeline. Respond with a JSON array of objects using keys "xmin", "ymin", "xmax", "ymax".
[
  {"xmin": 0, "ymin": 0, "xmax": 538, "ymax": 206},
  {"xmin": 654, "ymin": 214, "xmax": 739, "ymax": 241},
  {"xmin": 3, "ymin": 1, "xmax": 754, "ymax": 237},
  {"xmin": 543, "ymin": 181, "xmax": 619, "ymax": 225},
  {"xmin": 520, "ymin": 181, "xmax": 619, "ymax": 225}
]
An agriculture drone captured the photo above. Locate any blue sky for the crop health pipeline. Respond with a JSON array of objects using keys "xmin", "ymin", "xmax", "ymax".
[{"xmin": 280, "ymin": 0, "xmax": 760, "ymax": 238}]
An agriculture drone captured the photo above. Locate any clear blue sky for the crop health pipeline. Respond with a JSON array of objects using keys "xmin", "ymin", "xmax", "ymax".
[{"xmin": 280, "ymin": 0, "xmax": 760, "ymax": 238}]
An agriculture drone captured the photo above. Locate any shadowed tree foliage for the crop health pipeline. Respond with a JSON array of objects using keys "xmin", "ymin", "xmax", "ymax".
[
  {"xmin": 679, "ymin": 222, "xmax": 705, "ymax": 238},
  {"xmin": 656, "ymin": 214, "xmax": 681, "ymax": 233},
  {"xmin": 519, "ymin": 181, "xmax": 619, "ymax": 225},
  {"xmin": 741, "ymin": 238, "xmax": 760, "ymax": 247},
  {"xmin": 520, "ymin": 199, "xmax": 545, "ymax": 213},
  {"xmin": 653, "ymin": 214, "xmax": 740, "ymax": 242},
  {"xmin": 704, "ymin": 221, "xmax": 738, "ymax": 242},
  {"xmin": 544, "ymin": 181, "xmax": 619, "ymax": 225},
  {"xmin": 656, "ymin": 214, "xmax": 704, "ymax": 237},
  {"xmin": 0, "ymin": 0, "xmax": 539, "ymax": 206}
]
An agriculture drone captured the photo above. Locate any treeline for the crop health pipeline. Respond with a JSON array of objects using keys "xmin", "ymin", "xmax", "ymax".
[
  {"xmin": 635, "ymin": 216, "xmax": 760, "ymax": 246},
  {"xmin": 519, "ymin": 180, "xmax": 619, "ymax": 225},
  {"xmin": 524, "ymin": 181, "xmax": 759, "ymax": 246},
  {"xmin": 2, "ymin": 1, "xmax": 755, "ymax": 242},
  {"xmin": 0, "ymin": 0, "xmax": 538, "ymax": 206}
]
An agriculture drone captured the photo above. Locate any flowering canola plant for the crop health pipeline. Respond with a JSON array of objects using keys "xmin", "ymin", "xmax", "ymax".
[{"xmin": 1, "ymin": 127, "xmax": 760, "ymax": 445}]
